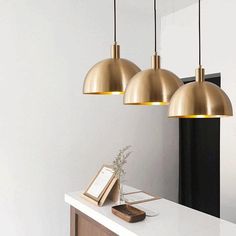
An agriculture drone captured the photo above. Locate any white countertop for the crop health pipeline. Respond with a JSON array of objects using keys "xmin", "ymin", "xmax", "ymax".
[{"xmin": 65, "ymin": 186, "xmax": 236, "ymax": 236}]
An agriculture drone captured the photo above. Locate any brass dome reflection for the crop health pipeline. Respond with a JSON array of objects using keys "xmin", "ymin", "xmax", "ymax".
[
  {"xmin": 83, "ymin": 44, "xmax": 140, "ymax": 95},
  {"xmin": 168, "ymin": 68, "xmax": 233, "ymax": 118},
  {"xmin": 124, "ymin": 55, "xmax": 183, "ymax": 105}
]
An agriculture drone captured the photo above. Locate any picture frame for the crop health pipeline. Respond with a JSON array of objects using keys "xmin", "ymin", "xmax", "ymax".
[
  {"xmin": 123, "ymin": 191, "xmax": 161, "ymax": 205},
  {"xmin": 84, "ymin": 165, "xmax": 115, "ymax": 203}
]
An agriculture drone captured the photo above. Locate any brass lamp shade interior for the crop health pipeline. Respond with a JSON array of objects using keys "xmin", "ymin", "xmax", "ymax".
[
  {"xmin": 124, "ymin": 55, "xmax": 183, "ymax": 105},
  {"xmin": 168, "ymin": 68, "xmax": 233, "ymax": 118},
  {"xmin": 83, "ymin": 44, "xmax": 140, "ymax": 95}
]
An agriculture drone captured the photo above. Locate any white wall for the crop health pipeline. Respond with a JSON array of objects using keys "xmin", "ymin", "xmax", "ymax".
[
  {"xmin": 0, "ymin": 1, "xmax": 179, "ymax": 236},
  {"xmin": 161, "ymin": 0, "xmax": 236, "ymax": 223}
]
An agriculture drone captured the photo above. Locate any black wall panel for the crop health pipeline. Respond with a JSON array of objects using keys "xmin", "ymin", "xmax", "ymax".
[{"xmin": 179, "ymin": 75, "xmax": 220, "ymax": 217}]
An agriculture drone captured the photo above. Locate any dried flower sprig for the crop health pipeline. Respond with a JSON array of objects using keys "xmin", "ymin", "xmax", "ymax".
[{"xmin": 112, "ymin": 145, "xmax": 132, "ymax": 179}]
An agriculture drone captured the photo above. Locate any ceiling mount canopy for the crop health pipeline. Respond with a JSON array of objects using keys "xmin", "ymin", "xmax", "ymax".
[
  {"xmin": 83, "ymin": 0, "xmax": 140, "ymax": 95},
  {"xmin": 124, "ymin": 0, "xmax": 183, "ymax": 105},
  {"xmin": 169, "ymin": 0, "xmax": 233, "ymax": 118}
]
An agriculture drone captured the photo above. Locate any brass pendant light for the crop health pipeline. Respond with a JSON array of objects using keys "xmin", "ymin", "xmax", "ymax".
[
  {"xmin": 83, "ymin": 0, "xmax": 140, "ymax": 95},
  {"xmin": 124, "ymin": 0, "xmax": 183, "ymax": 105},
  {"xmin": 169, "ymin": 0, "xmax": 233, "ymax": 118}
]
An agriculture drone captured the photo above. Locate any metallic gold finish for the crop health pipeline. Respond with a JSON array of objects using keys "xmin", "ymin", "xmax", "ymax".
[
  {"xmin": 151, "ymin": 54, "xmax": 160, "ymax": 69},
  {"xmin": 111, "ymin": 43, "xmax": 120, "ymax": 59},
  {"xmin": 195, "ymin": 66, "xmax": 204, "ymax": 82},
  {"xmin": 83, "ymin": 43, "xmax": 140, "ymax": 95},
  {"xmin": 168, "ymin": 67, "xmax": 233, "ymax": 118},
  {"xmin": 169, "ymin": 0, "xmax": 233, "ymax": 118},
  {"xmin": 124, "ymin": 54, "xmax": 183, "ymax": 105}
]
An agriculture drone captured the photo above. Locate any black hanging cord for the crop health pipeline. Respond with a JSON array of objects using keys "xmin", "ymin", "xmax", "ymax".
[
  {"xmin": 114, "ymin": 0, "xmax": 117, "ymax": 43},
  {"xmin": 198, "ymin": 0, "xmax": 201, "ymax": 66},
  {"xmin": 154, "ymin": 0, "xmax": 157, "ymax": 53}
]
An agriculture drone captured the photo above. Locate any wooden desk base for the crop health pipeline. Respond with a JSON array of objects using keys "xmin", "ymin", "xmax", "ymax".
[{"xmin": 70, "ymin": 207, "xmax": 117, "ymax": 236}]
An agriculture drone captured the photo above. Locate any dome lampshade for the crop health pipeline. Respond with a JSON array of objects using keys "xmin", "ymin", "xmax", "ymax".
[
  {"xmin": 83, "ymin": 0, "xmax": 140, "ymax": 95},
  {"xmin": 83, "ymin": 44, "xmax": 140, "ymax": 95},
  {"xmin": 124, "ymin": 55, "xmax": 183, "ymax": 105},
  {"xmin": 169, "ymin": 67, "xmax": 233, "ymax": 118},
  {"xmin": 169, "ymin": 0, "xmax": 233, "ymax": 118}
]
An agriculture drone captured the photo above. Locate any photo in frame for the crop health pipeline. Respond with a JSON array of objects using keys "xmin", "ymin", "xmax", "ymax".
[{"xmin": 83, "ymin": 165, "xmax": 119, "ymax": 206}]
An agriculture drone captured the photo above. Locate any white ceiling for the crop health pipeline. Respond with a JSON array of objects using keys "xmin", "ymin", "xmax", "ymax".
[
  {"xmin": 123, "ymin": 0, "xmax": 198, "ymax": 16},
  {"xmin": 158, "ymin": 0, "xmax": 198, "ymax": 16}
]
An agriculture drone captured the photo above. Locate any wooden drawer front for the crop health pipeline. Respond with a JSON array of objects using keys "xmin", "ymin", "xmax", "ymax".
[{"xmin": 70, "ymin": 207, "xmax": 117, "ymax": 236}]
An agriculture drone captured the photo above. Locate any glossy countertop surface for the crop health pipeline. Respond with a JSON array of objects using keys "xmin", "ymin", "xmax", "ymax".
[{"xmin": 65, "ymin": 186, "xmax": 236, "ymax": 236}]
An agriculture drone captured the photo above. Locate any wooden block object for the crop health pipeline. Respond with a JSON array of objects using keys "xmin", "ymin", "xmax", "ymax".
[
  {"xmin": 112, "ymin": 204, "xmax": 146, "ymax": 223},
  {"xmin": 99, "ymin": 178, "xmax": 119, "ymax": 206}
]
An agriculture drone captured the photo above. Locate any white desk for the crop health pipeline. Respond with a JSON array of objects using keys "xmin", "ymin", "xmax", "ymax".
[{"xmin": 65, "ymin": 186, "xmax": 236, "ymax": 236}]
